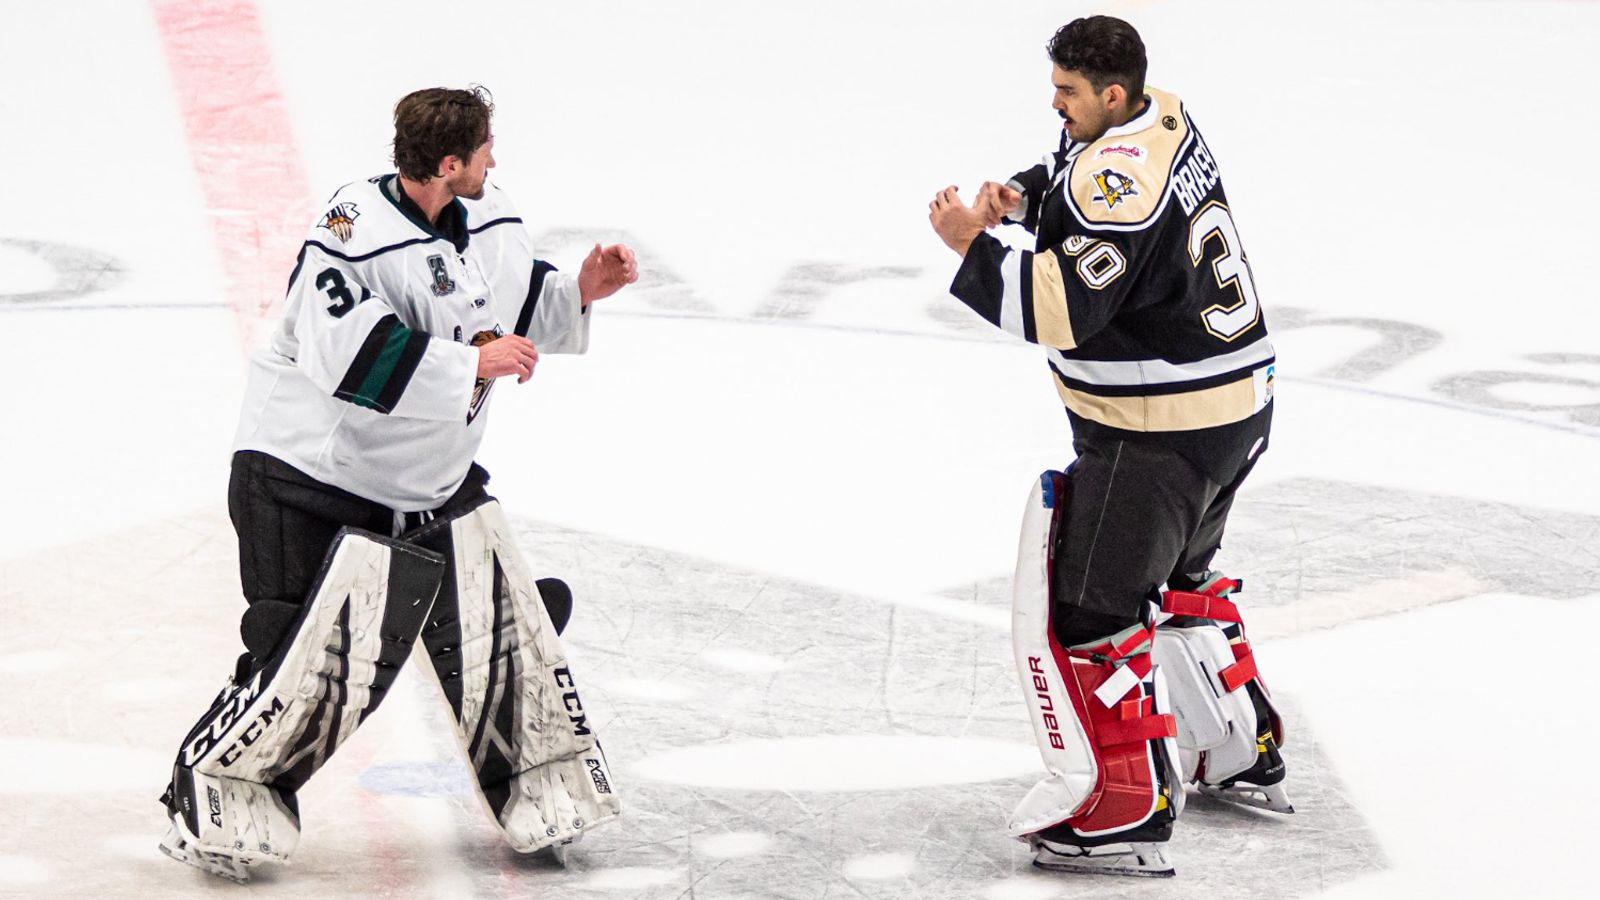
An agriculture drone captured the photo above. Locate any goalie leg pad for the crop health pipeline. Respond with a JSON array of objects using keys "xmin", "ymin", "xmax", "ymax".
[
  {"xmin": 1156, "ymin": 576, "xmax": 1291, "ymax": 810},
  {"xmin": 164, "ymin": 529, "xmax": 444, "ymax": 865},
  {"xmin": 406, "ymin": 499, "xmax": 621, "ymax": 853},
  {"xmin": 1009, "ymin": 472, "xmax": 1182, "ymax": 844}
]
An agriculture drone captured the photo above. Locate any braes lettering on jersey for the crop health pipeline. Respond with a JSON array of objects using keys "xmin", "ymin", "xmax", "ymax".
[{"xmin": 1174, "ymin": 132, "xmax": 1221, "ymax": 216}]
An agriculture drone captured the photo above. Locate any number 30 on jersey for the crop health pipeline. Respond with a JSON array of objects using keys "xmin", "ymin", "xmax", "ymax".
[{"xmin": 1188, "ymin": 201, "xmax": 1260, "ymax": 341}]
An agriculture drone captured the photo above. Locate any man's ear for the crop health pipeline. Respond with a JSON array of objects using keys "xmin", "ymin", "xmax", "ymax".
[
  {"xmin": 1104, "ymin": 83, "xmax": 1126, "ymax": 110},
  {"xmin": 437, "ymin": 155, "xmax": 461, "ymax": 179}
]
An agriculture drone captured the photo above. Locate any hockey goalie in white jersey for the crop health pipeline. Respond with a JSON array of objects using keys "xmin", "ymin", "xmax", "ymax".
[{"xmin": 158, "ymin": 86, "xmax": 637, "ymax": 882}]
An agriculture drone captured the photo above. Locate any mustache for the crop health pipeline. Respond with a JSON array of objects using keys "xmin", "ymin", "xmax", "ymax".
[{"xmin": 1058, "ymin": 110, "xmax": 1070, "ymax": 121}]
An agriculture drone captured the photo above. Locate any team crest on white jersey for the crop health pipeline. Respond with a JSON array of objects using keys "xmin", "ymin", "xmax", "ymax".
[
  {"xmin": 1091, "ymin": 169, "xmax": 1139, "ymax": 209},
  {"xmin": 318, "ymin": 203, "xmax": 360, "ymax": 243},
  {"xmin": 426, "ymin": 254, "xmax": 456, "ymax": 296}
]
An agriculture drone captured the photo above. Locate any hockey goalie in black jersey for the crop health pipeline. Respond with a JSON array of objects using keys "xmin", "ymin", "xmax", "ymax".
[
  {"xmin": 929, "ymin": 16, "xmax": 1289, "ymax": 879},
  {"xmin": 157, "ymin": 87, "xmax": 636, "ymax": 883}
]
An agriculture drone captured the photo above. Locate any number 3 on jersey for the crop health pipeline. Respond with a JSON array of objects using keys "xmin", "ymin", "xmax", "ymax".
[
  {"xmin": 316, "ymin": 267, "xmax": 371, "ymax": 318},
  {"xmin": 1188, "ymin": 201, "xmax": 1260, "ymax": 341}
]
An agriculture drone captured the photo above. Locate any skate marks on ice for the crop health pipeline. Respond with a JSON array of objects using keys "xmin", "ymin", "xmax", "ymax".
[
  {"xmin": 947, "ymin": 475, "xmax": 1600, "ymax": 641},
  {"xmin": 0, "ymin": 239, "xmax": 127, "ymax": 306},
  {"xmin": 0, "ymin": 507, "xmax": 1378, "ymax": 897}
]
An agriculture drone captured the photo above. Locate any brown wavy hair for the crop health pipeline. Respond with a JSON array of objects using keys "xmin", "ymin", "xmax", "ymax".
[{"xmin": 392, "ymin": 86, "xmax": 494, "ymax": 182}]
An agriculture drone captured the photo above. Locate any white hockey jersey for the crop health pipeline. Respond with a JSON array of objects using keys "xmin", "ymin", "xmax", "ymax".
[{"xmin": 234, "ymin": 175, "xmax": 589, "ymax": 511}]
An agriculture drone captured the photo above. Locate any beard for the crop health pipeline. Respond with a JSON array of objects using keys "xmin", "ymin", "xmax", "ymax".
[{"xmin": 450, "ymin": 171, "xmax": 487, "ymax": 201}]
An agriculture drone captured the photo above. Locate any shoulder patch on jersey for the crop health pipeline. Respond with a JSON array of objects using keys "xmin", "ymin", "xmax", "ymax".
[
  {"xmin": 318, "ymin": 203, "xmax": 360, "ymax": 243},
  {"xmin": 1067, "ymin": 87, "xmax": 1192, "ymax": 228},
  {"xmin": 1094, "ymin": 143, "xmax": 1148, "ymax": 164},
  {"xmin": 1090, "ymin": 169, "xmax": 1140, "ymax": 210}
]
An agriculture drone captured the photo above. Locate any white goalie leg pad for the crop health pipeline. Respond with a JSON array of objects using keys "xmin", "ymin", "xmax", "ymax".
[
  {"xmin": 1154, "ymin": 580, "xmax": 1285, "ymax": 788},
  {"xmin": 408, "ymin": 499, "xmax": 621, "ymax": 853},
  {"xmin": 165, "ymin": 530, "xmax": 444, "ymax": 869},
  {"xmin": 1152, "ymin": 625, "xmax": 1258, "ymax": 781},
  {"xmin": 1008, "ymin": 472, "xmax": 1098, "ymax": 836},
  {"xmin": 165, "ymin": 768, "xmax": 301, "ymax": 873}
]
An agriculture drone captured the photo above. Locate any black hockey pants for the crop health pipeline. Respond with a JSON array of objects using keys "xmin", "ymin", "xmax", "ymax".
[
  {"xmin": 1048, "ymin": 435, "xmax": 1262, "ymax": 646},
  {"xmin": 226, "ymin": 450, "xmax": 489, "ymax": 675}
]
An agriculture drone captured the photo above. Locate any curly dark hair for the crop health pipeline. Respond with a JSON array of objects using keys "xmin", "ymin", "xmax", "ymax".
[
  {"xmin": 1046, "ymin": 16, "xmax": 1147, "ymax": 101},
  {"xmin": 392, "ymin": 86, "xmax": 495, "ymax": 182}
]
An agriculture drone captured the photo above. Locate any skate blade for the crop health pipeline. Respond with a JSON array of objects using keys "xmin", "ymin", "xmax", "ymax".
[
  {"xmin": 1032, "ymin": 840, "xmax": 1174, "ymax": 878},
  {"xmin": 1198, "ymin": 780, "xmax": 1295, "ymax": 814},
  {"xmin": 159, "ymin": 825, "xmax": 252, "ymax": 884},
  {"xmin": 527, "ymin": 840, "xmax": 572, "ymax": 866}
]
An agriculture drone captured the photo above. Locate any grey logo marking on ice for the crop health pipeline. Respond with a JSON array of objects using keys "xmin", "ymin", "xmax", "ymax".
[{"xmin": 0, "ymin": 239, "xmax": 126, "ymax": 304}]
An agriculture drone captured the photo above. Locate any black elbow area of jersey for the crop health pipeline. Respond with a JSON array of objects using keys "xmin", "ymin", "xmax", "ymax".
[{"xmin": 949, "ymin": 233, "xmax": 1008, "ymax": 324}]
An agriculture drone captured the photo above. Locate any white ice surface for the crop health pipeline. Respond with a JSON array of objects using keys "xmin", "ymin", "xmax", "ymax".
[{"xmin": 3, "ymin": 0, "xmax": 1599, "ymax": 897}]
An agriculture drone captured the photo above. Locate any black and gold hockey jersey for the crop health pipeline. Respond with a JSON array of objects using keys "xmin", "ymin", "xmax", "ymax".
[{"xmin": 950, "ymin": 88, "xmax": 1273, "ymax": 482}]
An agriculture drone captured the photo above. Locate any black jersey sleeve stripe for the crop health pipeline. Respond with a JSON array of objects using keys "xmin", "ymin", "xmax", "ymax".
[
  {"xmin": 335, "ymin": 315, "xmax": 397, "ymax": 406},
  {"xmin": 372, "ymin": 327, "xmax": 430, "ymax": 414},
  {"xmin": 334, "ymin": 314, "xmax": 430, "ymax": 414},
  {"xmin": 513, "ymin": 260, "xmax": 558, "ymax": 338},
  {"xmin": 1019, "ymin": 249, "xmax": 1038, "ymax": 344}
]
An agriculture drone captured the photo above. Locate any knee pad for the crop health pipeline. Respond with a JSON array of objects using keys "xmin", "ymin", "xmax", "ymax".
[
  {"xmin": 406, "ymin": 499, "xmax": 621, "ymax": 853},
  {"xmin": 1152, "ymin": 575, "xmax": 1285, "ymax": 786},
  {"xmin": 1009, "ymin": 471, "xmax": 1182, "ymax": 842},
  {"xmin": 165, "ymin": 529, "xmax": 445, "ymax": 863}
]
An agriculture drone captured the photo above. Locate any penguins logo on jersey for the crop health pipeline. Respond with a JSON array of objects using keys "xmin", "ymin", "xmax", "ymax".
[
  {"xmin": 427, "ymin": 254, "xmax": 456, "ymax": 296},
  {"xmin": 318, "ymin": 203, "xmax": 360, "ymax": 243},
  {"xmin": 1091, "ymin": 170, "xmax": 1139, "ymax": 210}
]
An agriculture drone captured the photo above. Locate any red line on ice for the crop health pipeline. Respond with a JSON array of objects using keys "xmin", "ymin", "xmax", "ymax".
[
  {"xmin": 151, "ymin": 0, "xmax": 310, "ymax": 351},
  {"xmin": 152, "ymin": 2, "xmax": 418, "ymax": 888}
]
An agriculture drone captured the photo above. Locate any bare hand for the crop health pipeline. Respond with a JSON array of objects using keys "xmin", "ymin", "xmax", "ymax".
[
  {"xmin": 927, "ymin": 186, "xmax": 987, "ymax": 257},
  {"xmin": 578, "ymin": 243, "xmax": 639, "ymax": 305},
  {"xmin": 974, "ymin": 181, "xmax": 1022, "ymax": 228},
  {"xmin": 476, "ymin": 334, "xmax": 539, "ymax": 383}
]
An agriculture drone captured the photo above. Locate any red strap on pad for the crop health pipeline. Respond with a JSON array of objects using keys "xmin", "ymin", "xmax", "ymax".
[
  {"xmin": 1161, "ymin": 589, "xmax": 1243, "ymax": 623},
  {"xmin": 1220, "ymin": 646, "xmax": 1259, "ymax": 693},
  {"xmin": 1096, "ymin": 713, "xmax": 1177, "ymax": 748}
]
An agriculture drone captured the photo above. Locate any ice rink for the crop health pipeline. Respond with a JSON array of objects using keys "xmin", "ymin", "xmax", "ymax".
[{"xmin": 3, "ymin": 0, "xmax": 1599, "ymax": 897}]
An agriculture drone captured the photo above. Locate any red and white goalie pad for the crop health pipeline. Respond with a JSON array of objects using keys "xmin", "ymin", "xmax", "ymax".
[
  {"xmin": 1152, "ymin": 576, "xmax": 1285, "ymax": 784},
  {"xmin": 1009, "ymin": 472, "xmax": 1182, "ymax": 839}
]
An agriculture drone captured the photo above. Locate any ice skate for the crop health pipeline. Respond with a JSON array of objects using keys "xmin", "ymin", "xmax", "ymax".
[
  {"xmin": 1198, "ymin": 719, "xmax": 1294, "ymax": 813},
  {"xmin": 158, "ymin": 821, "xmax": 254, "ymax": 884},
  {"xmin": 1030, "ymin": 835, "xmax": 1175, "ymax": 878},
  {"xmin": 1198, "ymin": 779, "xmax": 1294, "ymax": 814}
]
